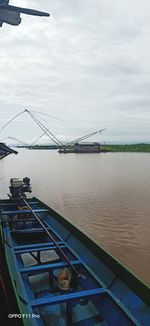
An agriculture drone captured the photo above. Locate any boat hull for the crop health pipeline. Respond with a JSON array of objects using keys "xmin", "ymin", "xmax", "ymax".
[{"xmin": 0, "ymin": 197, "xmax": 150, "ymax": 325}]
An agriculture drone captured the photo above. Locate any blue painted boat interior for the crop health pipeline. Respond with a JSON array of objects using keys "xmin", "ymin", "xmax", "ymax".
[{"xmin": 0, "ymin": 198, "xmax": 150, "ymax": 326}]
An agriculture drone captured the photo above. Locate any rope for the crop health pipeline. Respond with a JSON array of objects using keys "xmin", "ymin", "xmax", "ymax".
[{"xmin": 23, "ymin": 199, "xmax": 79, "ymax": 278}]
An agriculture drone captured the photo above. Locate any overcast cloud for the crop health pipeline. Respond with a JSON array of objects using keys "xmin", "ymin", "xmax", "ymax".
[{"xmin": 0, "ymin": 0, "xmax": 150, "ymax": 144}]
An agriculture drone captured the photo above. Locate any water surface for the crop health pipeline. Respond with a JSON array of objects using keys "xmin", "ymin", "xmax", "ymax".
[{"xmin": 0, "ymin": 149, "xmax": 149, "ymax": 285}]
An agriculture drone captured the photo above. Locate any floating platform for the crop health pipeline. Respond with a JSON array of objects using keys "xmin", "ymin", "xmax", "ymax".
[{"xmin": 58, "ymin": 142, "xmax": 107, "ymax": 153}]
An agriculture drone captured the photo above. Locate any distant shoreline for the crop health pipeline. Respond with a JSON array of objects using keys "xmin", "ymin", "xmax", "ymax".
[
  {"xmin": 15, "ymin": 143, "xmax": 150, "ymax": 152},
  {"xmin": 102, "ymin": 144, "xmax": 150, "ymax": 152}
]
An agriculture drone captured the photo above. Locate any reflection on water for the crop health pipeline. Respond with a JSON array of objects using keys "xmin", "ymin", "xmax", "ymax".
[{"xmin": 0, "ymin": 149, "xmax": 150, "ymax": 285}]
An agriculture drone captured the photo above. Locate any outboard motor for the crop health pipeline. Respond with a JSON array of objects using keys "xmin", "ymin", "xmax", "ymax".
[{"xmin": 9, "ymin": 177, "xmax": 32, "ymax": 199}]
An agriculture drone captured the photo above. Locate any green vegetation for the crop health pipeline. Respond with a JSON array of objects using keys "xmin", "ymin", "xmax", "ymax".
[
  {"xmin": 102, "ymin": 144, "xmax": 150, "ymax": 152},
  {"xmin": 18, "ymin": 143, "xmax": 150, "ymax": 152}
]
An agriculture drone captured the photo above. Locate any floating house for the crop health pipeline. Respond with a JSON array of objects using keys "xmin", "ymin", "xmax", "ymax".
[
  {"xmin": 59, "ymin": 142, "xmax": 102, "ymax": 153},
  {"xmin": 75, "ymin": 142, "xmax": 101, "ymax": 153}
]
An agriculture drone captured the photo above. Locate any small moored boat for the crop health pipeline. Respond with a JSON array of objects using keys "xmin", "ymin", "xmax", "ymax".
[{"xmin": 0, "ymin": 178, "xmax": 149, "ymax": 325}]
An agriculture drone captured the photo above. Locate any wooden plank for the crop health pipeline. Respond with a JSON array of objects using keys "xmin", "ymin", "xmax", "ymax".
[
  {"xmin": 1, "ymin": 208, "xmax": 48, "ymax": 215},
  {"xmin": 31, "ymin": 288, "xmax": 106, "ymax": 307},
  {"xmin": 14, "ymin": 241, "xmax": 64, "ymax": 251},
  {"xmin": 19, "ymin": 259, "xmax": 81, "ymax": 274},
  {"xmin": 15, "ymin": 244, "xmax": 66, "ymax": 254}
]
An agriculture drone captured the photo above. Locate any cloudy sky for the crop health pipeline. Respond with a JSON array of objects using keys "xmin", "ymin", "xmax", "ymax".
[{"xmin": 0, "ymin": 0, "xmax": 150, "ymax": 145}]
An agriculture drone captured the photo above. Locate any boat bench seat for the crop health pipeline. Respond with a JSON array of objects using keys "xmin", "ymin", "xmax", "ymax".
[
  {"xmin": 19, "ymin": 259, "xmax": 81, "ymax": 274},
  {"xmin": 15, "ymin": 244, "xmax": 66, "ymax": 254},
  {"xmin": 1, "ymin": 201, "xmax": 38, "ymax": 207},
  {"xmin": 1, "ymin": 208, "xmax": 49, "ymax": 215},
  {"xmin": 6, "ymin": 218, "xmax": 36, "ymax": 223},
  {"xmin": 14, "ymin": 241, "xmax": 64, "ymax": 251},
  {"xmin": 31, "ymin": 288, "xmax": 106, "ymax": 307},
  {"xmin": 12, "ymin": 228, "xmax": 52, "ymax": 233}
]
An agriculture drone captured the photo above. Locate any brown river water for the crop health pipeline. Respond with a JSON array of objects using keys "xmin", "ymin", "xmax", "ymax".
[{"xmin": 0, "ymin": 149, "xmax": 150, "ymax": 285}]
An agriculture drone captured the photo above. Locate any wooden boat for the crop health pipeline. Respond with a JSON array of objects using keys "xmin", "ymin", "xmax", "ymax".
[{"xmin": 0, "ymin": 181, "xmax": 150, "ymax": 325}]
